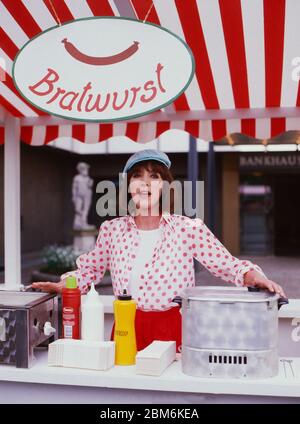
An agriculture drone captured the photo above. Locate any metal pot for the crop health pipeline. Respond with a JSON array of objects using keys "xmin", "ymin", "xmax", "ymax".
[{"xmin": 179, "ymin": 286, "xmax": 288, "ymax": 379}]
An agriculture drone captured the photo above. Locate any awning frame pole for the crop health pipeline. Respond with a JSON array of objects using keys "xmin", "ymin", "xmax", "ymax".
[
  {"xmin": 207, "ymin": 141, "xmax": 216, "ymax": 232},
  {"xmin": 2, "ymin": 114, "xmax": 22, "ymax": 291},
  {"xmin": 188, "ymin": 135, "xmax": 202, "ymax": 275},
  {"xmin": 188, "ymin": 135, "xmax": 198, "ymax": 219}
]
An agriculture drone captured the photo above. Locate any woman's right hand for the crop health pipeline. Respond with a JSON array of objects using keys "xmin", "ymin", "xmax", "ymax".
[{"xmin": 30, "ymin": 281, "xmax": 64, "ymax": 294}]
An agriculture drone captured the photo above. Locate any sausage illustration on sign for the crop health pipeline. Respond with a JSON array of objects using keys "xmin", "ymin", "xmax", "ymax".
[{"xmin": 62, "ymin": 39, "xmax": 140, "ymax": 66}]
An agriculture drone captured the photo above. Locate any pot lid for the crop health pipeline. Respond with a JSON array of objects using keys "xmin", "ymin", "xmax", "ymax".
[{"xmin": 181, "ymin": 286, "xmax": 279, "ymax": 303}]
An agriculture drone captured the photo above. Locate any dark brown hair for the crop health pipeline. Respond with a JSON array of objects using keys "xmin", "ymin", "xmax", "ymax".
[{"xmin": 119, "ymin": 160, "xmax": 175, "ymax": 215}]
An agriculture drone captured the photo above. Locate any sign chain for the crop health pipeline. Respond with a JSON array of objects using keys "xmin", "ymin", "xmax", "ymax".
[
  {"xmin": 143, "ymin": 1, "xmax": 155, "ymax": 23},
  {"xmin": 48, "ymin": 0, "xmax": 62, "ymax": 26},
  {"xmin": 48, "ymin": 0, "xmax": 154, "ymax": 26}
]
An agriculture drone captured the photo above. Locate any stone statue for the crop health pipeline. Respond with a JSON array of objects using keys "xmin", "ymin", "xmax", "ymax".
[{"xmin": 72, "ymin": 162, "xmax": 95, "ymax": 230}]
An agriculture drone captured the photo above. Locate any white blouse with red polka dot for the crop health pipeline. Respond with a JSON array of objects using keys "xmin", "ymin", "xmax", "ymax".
[{"xmin": 61, "ymin": 213, "xmax": 266, "ymax": 311}]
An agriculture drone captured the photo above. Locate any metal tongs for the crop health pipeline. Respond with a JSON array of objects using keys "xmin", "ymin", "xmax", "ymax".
[{"xmin": 280, "ymin": 359, "xmax": 295, "ymax": 378}]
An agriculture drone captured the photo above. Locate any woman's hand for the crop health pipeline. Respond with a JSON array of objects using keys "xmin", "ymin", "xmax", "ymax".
[
  {"xmin": 243, "ymin": 270, "xmax": 286, "ymax": 298},
  {"xmin": 30, "ymin": 281, "xmax": 64, "ymax": 294}
]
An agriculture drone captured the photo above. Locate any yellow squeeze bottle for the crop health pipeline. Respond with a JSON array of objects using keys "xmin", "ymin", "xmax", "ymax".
[{"xmin": 113, "ymin": 289, "xmax": 137, "ymax": 365}]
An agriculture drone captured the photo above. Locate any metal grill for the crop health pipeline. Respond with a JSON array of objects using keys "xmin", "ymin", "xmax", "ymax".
[{"xmin": 208, "ymin": 354, "xmax": 247, "ymax": 365}]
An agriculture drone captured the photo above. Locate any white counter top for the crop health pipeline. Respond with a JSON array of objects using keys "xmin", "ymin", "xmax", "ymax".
[
  {"xmin": 0, "ymin": 349, "xmax": 300, "ymax": 399},
  {"xmin": 278, "ymin": 299, "xmax": 300, "ymax": 318},
  {"xmin": 98, "ymin": 295, "xmax": 114, "ymax": 313}
]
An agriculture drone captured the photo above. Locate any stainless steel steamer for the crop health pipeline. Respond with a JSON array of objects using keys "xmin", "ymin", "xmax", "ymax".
[{"xmin": 181, "ymin": 286, "xmax": 288, "ymax": 379}]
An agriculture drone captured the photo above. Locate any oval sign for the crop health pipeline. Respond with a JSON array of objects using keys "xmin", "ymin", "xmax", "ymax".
[{"xmin": 13, "ymin": 17, "xmax": 195, "ymax": 122}]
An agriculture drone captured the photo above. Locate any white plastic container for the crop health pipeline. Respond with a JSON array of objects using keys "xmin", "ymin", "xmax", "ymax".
[{"xmin": 81, "ymin": 283, "xmax": 104, "ymax": 341}]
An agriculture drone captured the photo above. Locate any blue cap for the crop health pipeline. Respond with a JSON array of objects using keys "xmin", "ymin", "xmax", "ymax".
[{"xmin": 122, "ymin": 149, "xmax": 171, "ymax": 176}]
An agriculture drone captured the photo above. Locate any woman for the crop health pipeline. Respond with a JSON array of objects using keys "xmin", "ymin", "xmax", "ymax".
[{"xmin": 32, "ymin": 149, "xmax": 286, "ymax": 352}]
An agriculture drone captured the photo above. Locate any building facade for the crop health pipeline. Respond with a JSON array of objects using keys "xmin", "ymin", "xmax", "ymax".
[
  {"xmin": 221, "ymin": 151, "xmax": 300, "ymax": 257},
  {"xmin": 1, "ymin": 144, "xmax": 298, "ymax": 266}
]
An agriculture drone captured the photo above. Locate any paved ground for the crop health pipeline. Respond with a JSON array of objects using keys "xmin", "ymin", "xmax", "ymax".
[
  {"xmin": 195, "ymin": 255, "xmax": 300, "ymax": 298},
  {"xmin": 1, "ymin": 253, "xmax": 300, "ymax": 298}
]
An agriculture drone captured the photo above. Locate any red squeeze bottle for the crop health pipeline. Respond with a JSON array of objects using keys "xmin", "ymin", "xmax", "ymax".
[{"xmin": 62, "ymin": 276, "xmax": 81, "ymax": 339}]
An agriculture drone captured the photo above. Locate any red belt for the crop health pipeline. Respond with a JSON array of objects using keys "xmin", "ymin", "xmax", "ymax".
[{"xmin": 110, "ymin": 306, "xmax": 182, "ymax": 353}]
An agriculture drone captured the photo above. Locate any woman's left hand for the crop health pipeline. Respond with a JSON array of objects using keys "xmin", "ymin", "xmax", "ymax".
[{"xmin": 243, "ymin": 270, "xmax": 287, "ymax": 298}]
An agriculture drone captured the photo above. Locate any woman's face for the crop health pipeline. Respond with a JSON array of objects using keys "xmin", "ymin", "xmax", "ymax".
[{"xmin": 129, "ymin": 166, "xmax": 163, "ymax": 215}]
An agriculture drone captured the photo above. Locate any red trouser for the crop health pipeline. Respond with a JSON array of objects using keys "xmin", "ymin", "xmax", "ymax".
[{"xmin": 110, "ymin": 306, "xmax": 182, "ymax": 353}]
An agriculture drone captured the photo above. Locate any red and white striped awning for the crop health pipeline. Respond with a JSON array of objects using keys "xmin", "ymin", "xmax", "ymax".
[{"xmin": 1, "ymin": 0, "xmax": 300, "ymax": 146}]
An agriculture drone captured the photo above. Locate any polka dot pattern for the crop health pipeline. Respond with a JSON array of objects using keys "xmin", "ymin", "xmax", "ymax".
[{"xmin": 61, "ymin": 214, "xmax": 267, "ymax": 308}]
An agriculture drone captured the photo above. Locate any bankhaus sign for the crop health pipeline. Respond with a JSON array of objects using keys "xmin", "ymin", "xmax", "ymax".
[
  {"xmin": 240, "ymin": 153, "xmax": 300, "ymax": 169},
  {"xmin": 13, "ymin": 17, "xmax": 195, "ymax": 122}
]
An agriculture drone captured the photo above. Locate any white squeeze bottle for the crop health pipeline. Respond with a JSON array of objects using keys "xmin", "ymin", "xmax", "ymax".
[{"xmin": 81, "ymin": 283, "xmax": 104, "ymax": 341}]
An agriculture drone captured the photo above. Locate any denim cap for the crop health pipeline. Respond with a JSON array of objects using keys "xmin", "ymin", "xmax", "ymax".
[{"xmin": 122, "ymin": 149, "xmax": 171, "ymax": 177}]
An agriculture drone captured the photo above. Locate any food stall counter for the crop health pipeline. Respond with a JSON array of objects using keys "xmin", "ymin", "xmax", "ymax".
[
  {"xmin": 0, "ymin": 349, "xmax": 300, "ymax": 404},
  {"xmin": 0, "ymin": 295, "xmax": 300, "ymax": 404}
]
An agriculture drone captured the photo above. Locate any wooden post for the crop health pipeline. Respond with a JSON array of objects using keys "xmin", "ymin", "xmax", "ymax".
[{"xmin": 222, "ymin": 154, "xmax": 240, "ymax": 255}]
